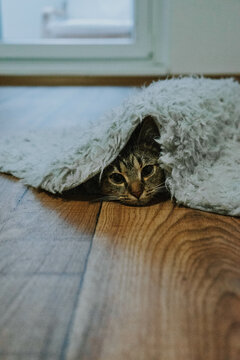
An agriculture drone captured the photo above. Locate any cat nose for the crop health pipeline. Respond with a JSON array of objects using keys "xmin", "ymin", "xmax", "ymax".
[{"xmin": 130, "ymin": 181, "xmax": 144, "ymax": 199}]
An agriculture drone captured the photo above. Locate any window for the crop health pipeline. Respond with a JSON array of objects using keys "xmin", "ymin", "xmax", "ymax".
[
  {"xmin": 0, "ymin": 0, "xmax": 168, "ymax": 75},
  {"xmin": 2, "ymin": 0, "xmax": 134, "ymax": 42}
]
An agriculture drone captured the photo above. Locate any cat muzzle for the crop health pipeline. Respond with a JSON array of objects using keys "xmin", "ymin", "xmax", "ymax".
[{"xmin": 129, "ymin": 181, "xmax": 144, "ymax": 199}]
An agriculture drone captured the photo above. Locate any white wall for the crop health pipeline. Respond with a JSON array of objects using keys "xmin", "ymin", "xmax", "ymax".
[{"xmin": 169, "ymin": 0, "xmax": 240, "ymax": 73}]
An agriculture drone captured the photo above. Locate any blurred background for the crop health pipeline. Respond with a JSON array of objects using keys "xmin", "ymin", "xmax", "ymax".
[
  {"xmin": 0, "ymin": 0, "xmax": 239, "ymax": 79},
  {"xmin": 1, "ymin": 0, "xmax": 134, "ymax": 41}
]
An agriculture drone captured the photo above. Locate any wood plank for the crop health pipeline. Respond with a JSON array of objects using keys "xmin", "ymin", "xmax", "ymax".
[
  {"xmin": 0, "ymin": 184, "xmax": 101, "ymax": 359},
  {"xmin": 0, "ymin": 188, "xmax": 101, "ymax": 273},
  {"xmin": 0, "ymin": 175, "xmax": 28, "ymax": 232},
  {"xmin": 66, "ymin": 200, "xmax": 240, "ymax": 360},
  {"xmin": 0, "ymin": 275, "xmax": 80, "ymax": 358}
]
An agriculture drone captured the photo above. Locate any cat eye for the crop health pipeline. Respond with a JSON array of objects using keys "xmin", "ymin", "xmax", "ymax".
[
  {"xmin": 109, "ymin": 173, "xmax": 125, "ymax": 184},
  {"xmin": 141, "ymin": 165, "xmax": 154, "ymax": 178}
]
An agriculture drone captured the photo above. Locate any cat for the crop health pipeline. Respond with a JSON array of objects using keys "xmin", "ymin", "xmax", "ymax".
[{"xmin": 84, "ymin": 116, "xmax": 166, "ymax": 206}]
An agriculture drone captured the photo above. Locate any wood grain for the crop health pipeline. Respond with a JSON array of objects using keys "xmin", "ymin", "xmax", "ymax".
[{"xmin": 66, "ymin": 201, "xmax": 240, "ymax": 360}]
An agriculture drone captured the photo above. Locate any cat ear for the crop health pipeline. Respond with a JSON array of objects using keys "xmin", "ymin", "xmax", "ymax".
[{"xmin": 137, "ymin": 116, "xmax": 159, "ymax": 145}]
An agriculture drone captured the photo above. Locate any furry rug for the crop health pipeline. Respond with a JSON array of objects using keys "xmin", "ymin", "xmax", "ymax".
[{"xmin": 0, "ymin": 77, "xmax": 239, "ymax": 216}]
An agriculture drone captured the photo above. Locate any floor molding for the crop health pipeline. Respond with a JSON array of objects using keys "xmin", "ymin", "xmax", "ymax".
[{"xmin": 0, "ymin": 74, "xmax": 240, "ymax": 86}]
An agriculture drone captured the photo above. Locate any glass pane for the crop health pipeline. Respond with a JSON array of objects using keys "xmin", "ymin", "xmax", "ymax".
[{"xmin": 1, "ymin": 0, "xmax": 134, "ymax": 43}]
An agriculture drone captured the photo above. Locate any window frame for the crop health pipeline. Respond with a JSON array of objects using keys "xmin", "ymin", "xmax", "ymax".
[{"xmin": 0, "ymin": 0, "xmax": 169, "ymax": 75}]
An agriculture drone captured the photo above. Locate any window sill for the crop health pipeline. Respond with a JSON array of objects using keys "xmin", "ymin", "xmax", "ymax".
[{"xmin": 0, "ymin": 58, "xmax": 168, "ymax": 76}]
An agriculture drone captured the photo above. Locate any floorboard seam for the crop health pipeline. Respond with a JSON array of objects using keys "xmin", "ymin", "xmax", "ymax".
[
  {"xmin": 15, "ymin": 187, "xmax": 29, "ymax": 209},
  {"xmin": 0, "ymin": 187, "xmax": 29, "ymax": 234},
  {"xmin": 59, "ymin": 202, "xmax": 103, "ymax": 360}
]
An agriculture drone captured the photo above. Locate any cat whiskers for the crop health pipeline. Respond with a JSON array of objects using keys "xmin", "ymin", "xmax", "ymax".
[
  {"xmin": 119, "ymin": 195, "xmax": 130, "ymax": 201},
  {"xmin": 146, "ymin": 187, "xmax": 165, "ymax": 195},
  {"xmin": 146, "ymin": 183, "xmax": 166, "ymax": 195}
]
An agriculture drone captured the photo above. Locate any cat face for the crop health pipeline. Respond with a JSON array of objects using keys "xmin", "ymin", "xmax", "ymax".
[{"xmin": 100, "ymin": 117, "xmax": 165, "ymax": 206}]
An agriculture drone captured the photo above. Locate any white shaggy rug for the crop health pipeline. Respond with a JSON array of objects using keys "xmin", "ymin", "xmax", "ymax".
[{"xmin": 0, "ymin": 77, "xmax": 239, "ymax": 216}]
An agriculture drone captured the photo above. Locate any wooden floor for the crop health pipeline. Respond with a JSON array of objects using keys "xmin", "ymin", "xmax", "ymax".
[{"xmin": 0, "ymin": 87, "xmax": 240, "ymax": 360}]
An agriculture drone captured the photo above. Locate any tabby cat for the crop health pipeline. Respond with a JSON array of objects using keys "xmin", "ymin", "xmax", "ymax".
[{"xmin": 98, "ymin": 117, "xmax": 165, "ymax": 206}]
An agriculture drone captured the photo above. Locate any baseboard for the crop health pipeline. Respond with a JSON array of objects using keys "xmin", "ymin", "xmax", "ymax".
[{"xmin": 0, "ymin": 74, "xmax": 240, "ymax": 86}]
